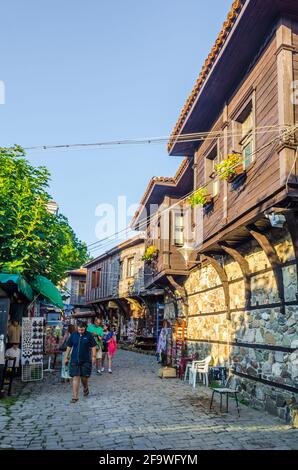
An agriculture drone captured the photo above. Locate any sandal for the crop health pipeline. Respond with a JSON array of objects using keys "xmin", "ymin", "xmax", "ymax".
[
  {"xmin": 70, "ymin": 398, "xmax": 79, "ymax": 403},
  {"xmin": 83, "ymin": 388, "xmax": 89, "ymax": 397}
]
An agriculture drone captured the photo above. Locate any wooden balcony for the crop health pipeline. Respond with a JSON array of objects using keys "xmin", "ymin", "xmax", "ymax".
[{"xmin": 143, "ymin": 239, "xmax": 188, "ymax": 288}]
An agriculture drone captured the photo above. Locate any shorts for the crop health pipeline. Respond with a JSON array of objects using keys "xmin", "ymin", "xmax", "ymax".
[
  {"xmin": 96, "ymin": 349, "xmax": 102, "ymax": 359},
  {"xmin": 102, "ymin": 343, "xmax": 108, "ymax": 354},
  {"xmin": 69, "ymin": 362, "xmax": 92, "ymax": 378}
]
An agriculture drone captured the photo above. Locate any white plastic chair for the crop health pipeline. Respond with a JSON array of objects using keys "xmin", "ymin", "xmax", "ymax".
[
  {"xmin": 189, "ymin": 355, "xmax": 212, "ymax": 388},
  {"xmin": 184, "ymin": 360, "xmax": 201, "ymax": 382}
]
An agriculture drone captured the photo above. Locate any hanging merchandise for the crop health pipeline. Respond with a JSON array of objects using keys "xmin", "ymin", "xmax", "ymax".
[
  {"xmin": 21, "ymin": 318, "xmax": 44, "ymax": 382},
  {"xmin": 127, "ymin": 318, "xmax": 137, "ymax": 344},
  {"xmin": 44, "ymin": 325, "xmax": 60, "ymax": 354},
  {"xmin": 172, "ymin": 319, "xmax": 185, "ymax": 371},
  {"xmin": 156, "ymin": 320, "xmax": 171, "ymax": 366}
]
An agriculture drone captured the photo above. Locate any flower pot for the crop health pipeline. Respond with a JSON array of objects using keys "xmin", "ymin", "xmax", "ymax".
[
  {"xmin": 203, "ymin": 194, "xmax": 213, "ymax": 206},
  {"xmin": 227, "ymin": 164, "xmax": 245, "ymax": 183}
]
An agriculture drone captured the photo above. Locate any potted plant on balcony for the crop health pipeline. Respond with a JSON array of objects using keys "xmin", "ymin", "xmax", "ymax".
[
  {"xmin": 142, "ymin": 245, "xmax": 159, "ymax": 263},
  {"xmin": 215, "ymin": 152, "xmax": 244, "ymax": 183},
  {"xmin": 188, "ymin": 187, "xmax": 213, "ymax": 208}
]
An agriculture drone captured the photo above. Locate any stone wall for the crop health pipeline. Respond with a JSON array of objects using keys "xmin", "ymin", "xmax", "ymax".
[{"xmin": 182, "ymin": 228, "xmax": 298, "ymax": 419}]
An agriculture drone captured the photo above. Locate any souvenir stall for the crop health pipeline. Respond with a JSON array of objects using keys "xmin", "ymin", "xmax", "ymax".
[
  {"xmin": 0, "ymin": 274, "xmax": 64, "ymax": 390},
  {"xmin": 31, "ymin": 276, "xmax": 64, "ymax": 373},
  {"xmin": 0, "ymin": 274, "xmax": 34, "ymax": 393}
]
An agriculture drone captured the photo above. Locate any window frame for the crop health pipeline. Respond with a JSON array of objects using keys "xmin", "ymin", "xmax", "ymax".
[
  {"xmin": 173, "ymin": 210, "xmax": 184, "ymax": 246},
  {"xmin": 205, "ymin": 142, "xmax": 219, "ymax": 197},
  {"xmin": 126, "ymin": 256, "xmax": 135, "ymax": 278},
  {"xmin": 78, "ymin": 280, "xmax": 86, "ymax": 297},
  {"xmin": 231, "ymin": 91, "xmax": 256, "ymax": 170},
  {"xmin": 91, "ymin": 268, "xmax": 101, "ymax": 289}
]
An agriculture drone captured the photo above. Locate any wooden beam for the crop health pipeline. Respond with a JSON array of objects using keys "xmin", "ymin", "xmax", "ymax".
[
  {"xmin": 204, "ymin": 255, "xmax": 231, "ymax": 320},
  {"xmin": 166, "ymin": 275, "xmax": 184, "ymax": 296},
  {"xmin": 218, "ymin": 241, "xmax": 251, "ymax": 309},
  {"xmin": 94, "ymin": 303, "xmax": 104, "ymax": 317},
  {"xmin": 247, "ymin": 224, "xmax": 285, "ymax": 313},
  {"xmin": 276, "ymin": 18, "xmax": 296, "ymax": 185},
  {"xmin": 113, "ymin": 299, "xmax": 129, "ymax": 317}
]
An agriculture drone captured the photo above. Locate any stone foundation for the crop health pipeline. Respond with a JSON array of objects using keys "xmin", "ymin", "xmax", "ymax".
[{"xmin": 181, "ymin": 228, "xmax": 298, "ymax": 419}]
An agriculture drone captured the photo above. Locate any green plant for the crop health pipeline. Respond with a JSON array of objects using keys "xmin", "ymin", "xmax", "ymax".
[
  {"xmin": 188, "ymin": 187, "xmax": 212, "ymax": 208},
  {"xmin": 0, "ymin": 145, "xmax": 89, "ymax": 284},
  {"xmin": 215, "ymin": 153, "xmax": 243, "ymax": 181},
  {"xmin": 142, "ymin": 245, "xmax": 159, "ymax": 262}
]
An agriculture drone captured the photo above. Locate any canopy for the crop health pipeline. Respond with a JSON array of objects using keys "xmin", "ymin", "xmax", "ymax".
[
  {"xmin": 31, "ymin": 275, "xmax": 64, "ymax": 309},
  {"xmin": 0, "ymin": 273, "xmax": 34, "ymax": 301}
]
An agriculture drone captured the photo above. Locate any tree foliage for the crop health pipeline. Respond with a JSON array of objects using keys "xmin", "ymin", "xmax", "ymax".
[{"xmin": 0, "ymin": 145, "xmax": 88, "ymax": 284}]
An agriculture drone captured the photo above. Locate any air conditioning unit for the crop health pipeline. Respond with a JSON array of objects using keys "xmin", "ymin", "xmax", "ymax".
[{"xmin": 267, "ymin": 212, "xmax": 286, "ymax": 228}]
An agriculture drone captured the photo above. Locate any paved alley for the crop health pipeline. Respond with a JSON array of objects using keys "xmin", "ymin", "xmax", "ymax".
[{"xmin": 0, "ymin": 350, "xmax": 297, "ymax": 450}]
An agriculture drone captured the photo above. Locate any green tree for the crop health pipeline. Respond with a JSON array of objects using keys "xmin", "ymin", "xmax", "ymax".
[{"xmin": 0, "ymin": 145, "xmax": 88, "ymax": 284}]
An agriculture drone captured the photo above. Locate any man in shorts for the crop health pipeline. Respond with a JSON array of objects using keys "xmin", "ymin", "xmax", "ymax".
[
  {"xmin": 64, "ymin": 321, "xmax": 97, "ymax": 403},
  {"xmin": 87, "ymin": 317, "xmax": 103, "ymax": 374}
]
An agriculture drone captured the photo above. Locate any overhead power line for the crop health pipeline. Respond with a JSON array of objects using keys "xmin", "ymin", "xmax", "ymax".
[
  {"xmin": 87, "ymin": 125, "xmax": 298, "ymax": 256},
  {"xmin": 24, "ymin": 125, "xmax": 284, "ymax": 153}
]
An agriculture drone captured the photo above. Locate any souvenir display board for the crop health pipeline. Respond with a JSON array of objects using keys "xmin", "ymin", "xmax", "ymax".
[
  {"xmin": 21, "ymin": 318, "xmax": 44, "ymax": 382},
  {"xmin": 21, "ymin": 318, "xmax": 44, "ymax": 366}
]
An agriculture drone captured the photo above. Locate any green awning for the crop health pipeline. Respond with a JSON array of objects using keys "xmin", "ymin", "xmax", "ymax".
[
  {"xmin": 0, "ymin": 273, "xmax": 34, "ymax": 301},
  {"xmin": 31, "ymin": 275, "xmax": 64, "ymax": 309}
]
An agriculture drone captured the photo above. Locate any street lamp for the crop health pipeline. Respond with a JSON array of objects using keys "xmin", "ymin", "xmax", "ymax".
[{"xmin": 177, "ymin": 241, "xmax": 197, "ymax": 266}]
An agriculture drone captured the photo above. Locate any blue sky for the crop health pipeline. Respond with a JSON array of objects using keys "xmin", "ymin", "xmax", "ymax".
[{"xmin": 0, "ymin": 0, "xmax": 232, "ymax": 252}]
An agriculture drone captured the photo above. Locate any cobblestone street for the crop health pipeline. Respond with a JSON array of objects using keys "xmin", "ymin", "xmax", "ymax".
[{"xmin": 0, "ymin": 350, "xmax": 297, "ymax": 450}]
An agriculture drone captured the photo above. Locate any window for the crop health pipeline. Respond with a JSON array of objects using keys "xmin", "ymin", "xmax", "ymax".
[
  {"xmin": 126, "ymin": 257, "xmax": 135, "ymax": 278},
  {"xmin": 173, "ymin": 211, "xmax": 184, "ymax": 246},
  {"xmin": 78, "ymin": 281, "xmax": 85, "ymax": 297},
  {"xmin": 91, "ymin": 269, "xmax": 101, "ymax": 289},
  {"xmin": 205, "ymin": 145, "xmax": 219, "ymax": 197},
  {"xmin": 235, "ymin": 101, "xmax": 254, "ymax": 169},
  {"xmin": 119, "ymin": 260, "xmax": 123, "ymax": 280}
]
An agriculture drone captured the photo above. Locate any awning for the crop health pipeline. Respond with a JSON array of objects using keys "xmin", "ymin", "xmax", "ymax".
[
  {"xmin": 0, "ymin": 273, "xmax": 34, "ymax": 301},
  {"xmin": 31, "ymin": 275, "xmax": 64, "ymax": 309}
]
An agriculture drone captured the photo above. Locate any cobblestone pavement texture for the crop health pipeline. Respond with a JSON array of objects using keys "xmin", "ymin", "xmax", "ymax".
[{"xmin": 0, "ymin": 350, "xmax": 297, "ymax": 450}]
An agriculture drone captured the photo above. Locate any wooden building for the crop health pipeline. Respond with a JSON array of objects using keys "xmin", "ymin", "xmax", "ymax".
[
  {"xmin": 134, "ymin": 0, "xmax": 298, "ymax": 417},
  {"xmin": 62, "ymin": 268, "xmax": 91, "ymax": 319},
  {"xmin": 84, "ymin": 235, "xmax": 163, "ymax": 346},
  {"xmin": 131, "ymin": 159, "xmax": 193, "ymax": 291}
]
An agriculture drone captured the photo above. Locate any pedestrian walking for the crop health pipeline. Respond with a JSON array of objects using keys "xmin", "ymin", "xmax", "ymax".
[
  {"xmin": 60, "ymin": 324, "xmax": 75, "ymax": 382},
  {"xmin": 64, "ymin": 321, "xmax": 97, "ymax": 403},
  {"xmin": 101, "ymin": 324, "xmax": 116, "ymax": 374},
  {"xmin": 87, "ymin": 317, "xmax": 103, "ymax": 374}
]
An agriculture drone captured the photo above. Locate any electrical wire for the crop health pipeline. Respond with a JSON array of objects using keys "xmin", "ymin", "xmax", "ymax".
[
  {"xmin": 87, "ymin": 125, "xmax": 287, "ymax": 251},
  {"xmin": 87, "ymin": 140, "xmax": 280, "ymax": 255},
  {"xmin": 23, "ymin": 124, "xmax": 284, "ymax": 153},
  {"xmin": 88, "ymin": 125, "xmax": 297, "ymax": 256}
]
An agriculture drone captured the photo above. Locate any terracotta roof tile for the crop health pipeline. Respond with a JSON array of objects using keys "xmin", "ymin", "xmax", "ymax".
[
  {"xmin": 66, "ymin": 268, "xmax": 87, "ymax": 276},
  {"xmin": 131, "ymin": 158, "xmax": 189, "ymax": 226},
  {"xmin": 167, "ymin": 0, "xmax": 246, "ymax": 153}
]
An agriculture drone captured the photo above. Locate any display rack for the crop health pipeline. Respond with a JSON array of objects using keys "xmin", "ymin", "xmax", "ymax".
[
  {"xmin": 21, "ymin": 317, "xmax": 44, "ymax": 382},
  {"xmin": 173, "ymin": 319, "xmax": 185, "ymax": 370}
]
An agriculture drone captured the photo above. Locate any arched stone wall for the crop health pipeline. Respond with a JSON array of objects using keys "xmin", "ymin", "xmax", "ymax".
[{"xmin": 179, "ymin": 228, "xmax": 298, "ymax": 418}]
